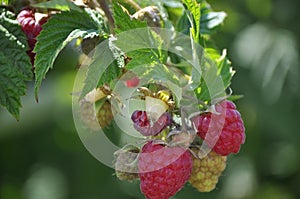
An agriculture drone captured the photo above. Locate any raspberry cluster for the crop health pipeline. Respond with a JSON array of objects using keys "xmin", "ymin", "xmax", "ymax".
[
  {"xmin": 17, "ymin": 9, "xmax": 47, "ymax": 65},
  {"xmin": 112, "ymin": 87, "xmax": 246, "ymax": 199}
]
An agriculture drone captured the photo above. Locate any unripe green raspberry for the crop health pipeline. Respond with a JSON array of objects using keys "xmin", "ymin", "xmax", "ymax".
[
  {"xmin": 79, "ymin": 99, "xmax": 99, "ymax": 130},
  {"xmin": 97, "ymin": 100, "xmax": 114, "ymax": 128},
  {"xmin": 114, "ymin": 147, "xmax": 139, "ymax": 182},
  {"xmin": 79, "ymin": 99, "xmax": 113, "ymax": 130},
  {"xmin": 189, "ymin": 150, "xmax": 227, "ymax": 192}
]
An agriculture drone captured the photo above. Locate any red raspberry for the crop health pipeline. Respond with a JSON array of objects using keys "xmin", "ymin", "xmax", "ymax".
[
  {"xmin": 131, "ymin": 110, "xmax": 150, "ymax": 128},
  {"xmin": 17, "ymin": 9, "xmax": 47, "ymax": 65},
  {"xmin": 125, "ymin": 76, "xmax": 140, "ymax": 88},
  {"xmin": 131, "ymin": 111, "xmax": 172, "ymax": 136},
  {"xmin": 138, "ymin": 141, "xmax": 192, "ymax": 199},
  {"xmin": 192, "ymin": 100, "xmax": 245, "ymax": 156}
]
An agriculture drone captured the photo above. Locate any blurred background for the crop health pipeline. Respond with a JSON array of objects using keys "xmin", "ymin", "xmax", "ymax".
[{"xmin": 1, "ymin": 0, "xmax": 300, "ymax": 198}]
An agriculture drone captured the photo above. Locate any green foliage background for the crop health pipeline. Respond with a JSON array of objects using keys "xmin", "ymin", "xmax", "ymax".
[{"xmin": 1, "ymin": 0, "xmax": 300, "ymax": 198}]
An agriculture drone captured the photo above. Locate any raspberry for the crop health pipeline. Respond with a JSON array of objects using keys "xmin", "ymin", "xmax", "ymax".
[
  {"xmin": 17, "ymin": 9, "xmax": 47, "ymax": 65},
  {"xmin": 79, "ymin": 100, "xmax": 113, "ymax": 130},
  {"xmin": 97, "ymin": 100, "xmax": 114, "ymax": 128},
  {"xmin": 79, "ymin": 99, "xmax": 99, "ymax": 130},
  {"xmin": 115, "ymin": 147, "xmax": 139, "ymax": 182},
  {"xmin": 192, "ymin": 100, "xmax": 245, "ymax": 156},
  {"xmin": 189, "ymin": 150, "xmax": 227, "ymax": 192},
  {"xmin": 131, "ymin": 111, "xmax": 172, "ymax": 136},
  {"xmin": 131, "ymin": 110, "xmax": 149, "ymax": 128},
  {"xmin": 125, "ymin": 76, "xmax": 140, "ymax": 88},
  {"xmin": 138, "ymin": 141, "xmax": 192, "ymax": 199}
]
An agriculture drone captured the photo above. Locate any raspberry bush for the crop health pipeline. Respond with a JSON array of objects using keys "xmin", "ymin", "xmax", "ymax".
[{"xmin": 0, "ymin": 0, "xmax": 246, "ymax": 198}]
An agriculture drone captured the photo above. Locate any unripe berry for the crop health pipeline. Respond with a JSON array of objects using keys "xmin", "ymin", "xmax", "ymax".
[{"xmin": 189, "ymin": 150, "xmax": 227, "ymax": 192}]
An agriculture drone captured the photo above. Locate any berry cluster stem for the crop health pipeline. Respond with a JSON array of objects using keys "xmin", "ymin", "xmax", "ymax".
[
  {"xmin": 118, "ymin": 0, "xmax": 141, "ymax": 10},
  {"xmin": 98, "ymin": 0, "xmax": 115, "ymax": 34}
]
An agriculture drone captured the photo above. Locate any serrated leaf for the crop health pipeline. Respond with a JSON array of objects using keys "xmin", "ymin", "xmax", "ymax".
[
  {"xmin": 33, "ymin": 0, "xmax": 82, "ymax": 12},
  {"xmin": 125, "ymin": 50, "xmax": 159, "ymax": 70},
  {"xmin": 133, "ymin": 63, "xmax": 186, "ymax": 87},
  {"xmin": 200, "ymin": 11, "xmax": 227, "ymax": 34},
  {"xmin": 0, "ymin": 52, "xmax": 26, "ymax": 120},
  {"xmin": 182, "ymin": 0, "xmax": 201, "ymax": 42},
  {"xmin": 34, "ymin": 9, "xmax": 107, "ymax": 98},
  {"xmin": 114, "ymin": 27, "xmax": 168, "ymax": 72},
  {"xmin": 81, "ymin": 38, "xmax": 123, "ymax": 99},
  {"xmin": 195, "ymin": 49, "xmax": 235, "ymax": 102},
  {"xmin": 113, "ymin": 2, "xmax": 147, "ymax": 33},
  {"xmin": 125, "ymin": 33, "xmax": 167, "ymax": 71},
  {"xmin": 0, "ymin": 9, "xmax": 32, "ymax": 119},
  {"xmin": 177, "ymin": 0, "xmax": 226, "ymax": 35},
  {"xmin": 0, "ymin": 10, "xmax": 33, "ymax": 80},
  {"xmin": 97, "ymin": 39, "xmax": 124, "ymax": 88},
  {"xmin": 81, "ymin": 25, "xmax": 168, "ymax": 98}
]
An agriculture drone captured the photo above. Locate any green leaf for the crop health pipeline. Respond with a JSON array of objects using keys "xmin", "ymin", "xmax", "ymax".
[
  {"xmin": 182, "ymin": 0, "xmax": 201, "ymax": 42},
  {"xmin": 113, "ymin": 2, "xmax": 147, "ymax": 33},
  {"xmin": 81, "ymin": 38, "xmax": 123, "ymax": 99},
  {"xmin": 125, "ymin": 50, "xmax": 160, "ymax": 70},
  {"xmin": 195, "ymin": 49, "xmax": 235, "ymax": 102},
  {"xmin": 33, "ymin": 0, "xmax": 82, "ymax": 12},
  {"xmin": 177, "ymin": 0, "xmax": 226, "ymax": 35},
  {"xmin": 97, "ymin": 40, "xmax": 124, "ymax": 88},
  {"xmin": 81, "ymin": 27, "xmax": 175, "ymax": 98},
  {"xmin": 34, "ymin": 8, "xmax": 107, "ymax": 98},
  {"xmin": 228, "ymin": 95, "xmax": 244, "ymax": 101},
  {"xmin": 200, "ymin": 11, "xmax": 227, "ymax": 35},
  {"xmin": 133, "ymin": 63, "xmax": 187, "ymax": 87},
  {"xmin": 0, "ymin": 9, "xmax": 32, "ymax": 119},
  {"xmin": 1, "ymin": 0, "xmax": 9, "ymax": 5},
  {"xmin": 200, "ymin": 1, "xmax": 227, "ymax": 35},
  {"xmin": 124, "ymin": 30, "xmax": 168, "ymax": 70}
]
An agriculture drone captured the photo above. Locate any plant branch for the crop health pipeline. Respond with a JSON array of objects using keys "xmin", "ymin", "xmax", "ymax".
[
  {"xmin": 98, "ymin": 0, "xmax": 115, "ymax": 34},
  {"xmin": 118, "ymin": 0, "xmax": 141, "ymax": 11}
]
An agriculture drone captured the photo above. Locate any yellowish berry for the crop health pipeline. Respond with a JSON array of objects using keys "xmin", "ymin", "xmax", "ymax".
[{"xmin": 189, "ymin": 150, "xmax": 227, "ymax": 192}]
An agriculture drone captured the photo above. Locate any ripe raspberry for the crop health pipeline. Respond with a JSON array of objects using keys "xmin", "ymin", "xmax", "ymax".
[
  {"xmin": 192, "ymin": 100, "xmax": 245, "ymax": 156},
  {"xmin": 131, "ymin": 111, "xmax": 172, "ymax": 136},
  {"xmin": 114, "ymin": 147, "xmax": 139, "ymax": 182},
  {"xmin": 189, "ymin": 150, "xmax": 227, "ymax": 192},
  {"xmin": 125, "ymin": 76, "xmax": 140, "ymax": 88},
  {"xmin": 97, "ymin": 100, "xmax": 114, "ymax": 128},
  {"xmin": 17, "ymin": 9, "xmax": 47, "ymax": 65},
  {"xmin": 138, "ymin": 141, "xmax": 192, "ymax": 199}
]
